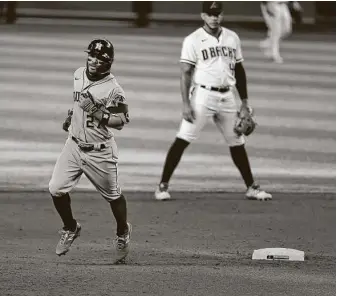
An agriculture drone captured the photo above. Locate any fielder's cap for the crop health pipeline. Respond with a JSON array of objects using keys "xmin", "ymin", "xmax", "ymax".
[{"xmin": 202, "ymin": 1, "xmax": 223, "ymax": 15}]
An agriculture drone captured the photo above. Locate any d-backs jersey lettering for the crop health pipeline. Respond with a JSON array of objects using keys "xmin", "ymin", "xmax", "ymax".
[
  {"xmin": 71, "ymin": 67, "xmax": 126, "ymax": 142},
  {"xmin": 180, "ymin": 27, "xmax": 244, "ymax": 87}
]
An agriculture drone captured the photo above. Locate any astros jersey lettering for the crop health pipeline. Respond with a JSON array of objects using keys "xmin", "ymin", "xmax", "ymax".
[
  {"xmin": 70, "ymin": 66, "xmax": 126, "ymax": 143},
  {"xmin": 180, "ymin": 27, "xmax": 243, "ymax": 87}
]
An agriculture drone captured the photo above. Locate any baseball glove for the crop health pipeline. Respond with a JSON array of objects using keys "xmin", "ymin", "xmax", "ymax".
[
  {"xmin": 62, "ymin": 109, "xmax": 73, "ymax": 132},
  {"xmin": 234, "ymin": 106, "xmax": 257, "ymax": 136},
  {"xmin": 78, "ymin": 91, "xmax": 99, "ymax": 114}
]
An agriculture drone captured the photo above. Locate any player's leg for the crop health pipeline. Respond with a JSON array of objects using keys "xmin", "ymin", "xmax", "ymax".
[
  {"xmin": 269, "ymin": 4, "xmax": 284, "ymax": 63},
  {"xmin": 215, "ymin": 104, "xmax": 272, "ymax": 200},
  {"xmin": 281, "ymin": 3, "xmax": 293, "ymax": 39},
  {"xmin": 155, "ymin": 86, "xmax": 212, "ymax": 200},
  {"xmin": 260, "ymin": 3, "xmax": 272, "ymax": 49},
  {"xmin": 83, "ymin": 146, "xmax": 131, "ymax": 263},
  {"xmin": 109, "ymin": 193, "xmax": 131, "ymax": 264},
  {"xmin": 49, "ymin": 138, "xmax": 83, "ymax": 255},
  {"xmin": 155, "ymin": 137, "xmax": 190, "ymax": 200},
  {"xmin": 214, "ymin": 109, "xmax": 254, "ymax": 187}
]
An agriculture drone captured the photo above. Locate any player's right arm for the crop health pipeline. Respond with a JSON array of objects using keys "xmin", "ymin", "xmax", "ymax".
[
  {"xmin": 62, "ymin": 109, "xmax": 73, "ymax": 132},
  {"xmin": 63, "ymin": 67, "xmax": 83, "ymax": 132},
  {"xmin": 180, "ymin": 35, "xmax": 197, "ymax": 123},
  {"xmin": 180, "ymin": 63, "xmax": 195, "ymax": 123}
]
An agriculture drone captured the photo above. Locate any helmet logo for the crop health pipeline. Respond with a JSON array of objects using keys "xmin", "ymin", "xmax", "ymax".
[
  {"xmin": 102, "ymin": 53, "xmax": 110, "ymax": 59},
  {"xmin": 210, "ymin": 2, "xmax": 218, "ymax": 9},
  {"xmin": 95, "ymin": 42, "xmax": 103, "ymax": 50}
]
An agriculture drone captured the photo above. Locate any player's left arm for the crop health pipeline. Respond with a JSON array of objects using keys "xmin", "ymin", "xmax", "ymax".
[
  {"xmin": 78, "ymin": 90, "xmax": 129, "ymax": 129},
  {"xmin": 92, "ymin": 103, "xmax": 128, "ymax": 130},
  {"xmin": 234, "ymin": 60, "xmax": 257, "ymax": 136},
  {"xmin": 235, "ymin": 62, "xmax": 248, "ymax": 108},
  {"xmin": 106, "ymin": 103, "xmax": 129, "ymax": 130},
  {"xmin": 92, "ymin": 107, "xmax": 128, "ymax": 130},
  {"xmin": 102, "ymin": 89, "xmax": 129, "ymax": 129},
  {"xmin": 234, "ymin": 34, "xmax": 250, "ymax": 115}
]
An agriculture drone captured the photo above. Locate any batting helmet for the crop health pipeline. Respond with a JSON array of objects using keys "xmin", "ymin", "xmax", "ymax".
[{"xmin": 85, "ymin": 38, "xmax": 114, "ymax": 75}]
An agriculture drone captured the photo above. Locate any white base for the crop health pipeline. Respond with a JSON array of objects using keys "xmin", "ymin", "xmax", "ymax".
[{"xmin": 252, "ymin": 248, "xmax": 305, "ymax": 261}]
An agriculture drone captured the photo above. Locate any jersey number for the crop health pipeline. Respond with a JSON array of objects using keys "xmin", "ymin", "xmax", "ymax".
[
  {"xmin": 86, "ymin": 115, "xmax": 95, "ymax": 128},
  {"xmin": 229, "ymin": 62, "xmax": 235, "ymax": 76}
]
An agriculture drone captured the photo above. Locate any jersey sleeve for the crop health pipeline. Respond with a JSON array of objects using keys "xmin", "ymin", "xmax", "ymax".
[
  {"xmin": 106, "ymin": 86, "xmax": 127, "ymax": 110},
  {"xmin": 235, "ymin": 34, "xmax": 244, "ymax": 63},
  {"xmin": 179, "ymin": 36, "xmax": 197, "ymax": 66}
]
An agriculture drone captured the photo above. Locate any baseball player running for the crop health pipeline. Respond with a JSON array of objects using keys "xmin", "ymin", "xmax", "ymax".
[
  {"xmin": 155, "ymin": 1, "xmax": 272, "ymax": 201},
  {"xmin": 260, "ymin": 1, "xmax": 302, "ymax": 63},
  {"xmin": 49, "ymin": 38, "xmax": 131, "ymax": 263}
]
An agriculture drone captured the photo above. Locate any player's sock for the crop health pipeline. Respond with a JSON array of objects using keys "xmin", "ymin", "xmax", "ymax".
[
  {"xmin": 160, "ymin": 137, "xmax": 190, "ymax": 184},
  {"xmin": 229, "ymin": 144, "xmax": 254, "ymax": 188},
  {"xmin": 109, "ymin": 194, "xmax": 128, "ymax": 236},
  {"xmin": 52, "ymin": 193, "xmax": 77, "ymax": 231}
]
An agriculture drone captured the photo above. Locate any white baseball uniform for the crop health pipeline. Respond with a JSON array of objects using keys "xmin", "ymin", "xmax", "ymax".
[
  {"xmin": 260, "ymin": 1, "xmax": 292, "ymax": 59},
  {"xmin": 177, "ymin": 27, "xmax": 245, "ymax": 146}
]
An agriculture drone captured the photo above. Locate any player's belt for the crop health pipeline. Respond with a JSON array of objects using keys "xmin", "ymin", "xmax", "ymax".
[
  {"xmin": 71, "ymin": 136, "xmax": 107, "ymax": 152},
  {"xmin": 200, "ymin": 85, "xmax": 230, "ymax": 93}
]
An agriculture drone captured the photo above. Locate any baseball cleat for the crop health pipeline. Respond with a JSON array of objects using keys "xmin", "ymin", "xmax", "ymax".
[
  {"xmin": 154, "ymin": 182, "xmax": 171, "ymax": 201},
  {"xmin": 246, "ymin": 183, "xmax": 272, "ymax": 201},
  {"xmin": 56, "ymin": 222, "xmax": 81, "ymax": 256},
  {"xmin": 113, "ymin": 222, "xmax": 132, "ymax": 264}
]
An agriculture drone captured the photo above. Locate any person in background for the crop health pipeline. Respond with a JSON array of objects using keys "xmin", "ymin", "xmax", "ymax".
[
  {"xmin": 0, "ymin": 1, "xmax": 17, "ymax": 24},
  {"xmin": 154, "ymin": 1, "xmax": 272, "ymax": 202},
  {"xmin": 132, "ymin": 1, "xmax": 152, "ymax": 28},
  {"xmin": 260, "ymin": 1, "xmax": 302, "ymax": 64}
]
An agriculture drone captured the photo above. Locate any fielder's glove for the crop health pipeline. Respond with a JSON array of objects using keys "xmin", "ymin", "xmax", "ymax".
[
  {"xmin": 234, "ymin": 105, "xmax": 257, "ymax": 136},
  {"xmin": 78, "ymin": 91, "xmax": 99, "ymax": 114},
  {"xmin": 62, "ymin": 109, "xmax": 73, "ymax": 132}
]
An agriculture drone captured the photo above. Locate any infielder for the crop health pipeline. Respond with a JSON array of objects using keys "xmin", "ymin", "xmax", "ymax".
[
  {"xmin": 49, "ymin": 38, "xmax": 131, "ymax": 263},
  {"xmin": 260, "ymin": 1, "xmax": 302, "ymax": 63},
  {"xmin": 155, "ymin": 1, "xmax": 272, "ymax": 201}
]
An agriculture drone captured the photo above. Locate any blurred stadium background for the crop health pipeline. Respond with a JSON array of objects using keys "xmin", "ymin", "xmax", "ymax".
[
  {"xmin": 0, "ymin": 1, "xmax": 335, "ymax": 193},
  {"xmin": 1, "ymin": 1, "xmax": 336, "ymax": 28}
]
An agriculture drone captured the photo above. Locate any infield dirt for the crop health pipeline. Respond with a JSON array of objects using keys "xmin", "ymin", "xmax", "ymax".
[{"xmin": 0, "ymin": 191, "xmax": 335, "ymax": 296}]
